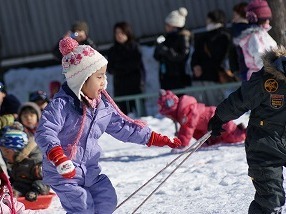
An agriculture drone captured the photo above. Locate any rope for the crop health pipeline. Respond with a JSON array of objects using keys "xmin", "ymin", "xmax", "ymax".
[
  {"xmin": 131, "ymin": 131, "xmax": 211, "ymax": 213},
  {"xmin": 115, "ymin": 140, "xmax": 196, "ymax": 210},
  {"xmin": 115, "ymin": 131, "xmax": 211, "ymax": 212}
]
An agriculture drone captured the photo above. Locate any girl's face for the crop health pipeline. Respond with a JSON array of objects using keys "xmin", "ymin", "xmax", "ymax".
[
  {"xmin": 165, "ymin": 24, "xmax": 175, "ymax": 33},
  {"xmin": 115, "ymin": 27, "xmax": 128, "ymax": 44},
  {"xmin": 232, "ymin": 11, "xmax": 241, "ymax": 23},
  {"xmin": 81, "ymin": 66, "xmax": 107, "ymax": 99},
  {"xmin": 20, "ymin": 112, "xmax": 38, "ymax": 129}
]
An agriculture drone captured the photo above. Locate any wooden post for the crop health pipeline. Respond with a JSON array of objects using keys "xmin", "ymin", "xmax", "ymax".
[{"xmin": 267, "ymin": 0, "xmax": 286, "ymax": 46}]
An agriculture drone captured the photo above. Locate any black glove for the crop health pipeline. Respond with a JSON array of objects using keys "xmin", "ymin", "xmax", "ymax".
[{"xmin": 208, "ymin": 114, "xmax": 225, "ymax": 137}]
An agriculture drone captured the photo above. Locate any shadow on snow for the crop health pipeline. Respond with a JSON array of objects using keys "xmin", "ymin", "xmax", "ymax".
[{"xmin": 100, "ymin": 142, "xmax": 244, "ymax": 162}]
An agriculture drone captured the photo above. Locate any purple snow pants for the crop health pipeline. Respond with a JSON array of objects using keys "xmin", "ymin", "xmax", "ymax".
[{"xmin": 51, "ymin": 174, "xmax": 117, "ymax": 214}]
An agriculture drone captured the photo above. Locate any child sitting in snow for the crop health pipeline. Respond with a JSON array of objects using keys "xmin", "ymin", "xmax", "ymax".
[
  {"xmin": 158, "ymin": 89, "xmax": 246, "ymax": 153},
  {"xmin": 35, "ymin": 37, "xmax": 182, "ymax": 214},
  {"xmin": 0, "ymin": 123, "xmax": 50, "ymax": 203}
]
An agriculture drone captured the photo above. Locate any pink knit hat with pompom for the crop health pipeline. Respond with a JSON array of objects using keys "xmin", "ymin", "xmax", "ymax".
[
  {"xmin": 59, "ymin": 37, "xmax": 108, "ymax": 100},
  {"xmin": 246, "ymin": 0, "xmax": 272, "ymax": 23}
]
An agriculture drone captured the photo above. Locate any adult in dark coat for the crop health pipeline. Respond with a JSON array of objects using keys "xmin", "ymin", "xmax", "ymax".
[
  {"xmin": 191, "ymin": 9, "xmax": 231, "ymax": 83},
  {"xmin": 208, "ymin": 46, "xmax": 286, "ymax": 214},
  {"xmin": 107, "ymin": 21, "xmax": 145, "ymax": 115},
  {"xmin": 191, "ymin": 9, "xmax": 232, "ymax": 106},
  {"xmin": 154, "ymin": 7, "xmax": 192, "ymax": 91}
]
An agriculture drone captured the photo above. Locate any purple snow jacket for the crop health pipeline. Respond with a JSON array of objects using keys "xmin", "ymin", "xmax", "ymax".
[{"xmin": 35, "ymin": 82, "xmax": 151, "ymax": 186}]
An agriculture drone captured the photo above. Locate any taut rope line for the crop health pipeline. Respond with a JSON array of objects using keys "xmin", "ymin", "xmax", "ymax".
[
  {"xmin": 115, "ymin": 131, "xmax": 212, "ymax": 212},
  {"xmin": 131, "ymin": 131, "xmax": 211, "ymax": 213}
]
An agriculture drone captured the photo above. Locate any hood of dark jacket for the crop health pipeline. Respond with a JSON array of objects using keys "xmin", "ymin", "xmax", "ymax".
[
  {"xmin": 231, "ymin": 22, "xmax": 251, "ymax": 38},
  {"xmin": 262, "ymin": 45, "xmax": 286, "ymax": 82}
]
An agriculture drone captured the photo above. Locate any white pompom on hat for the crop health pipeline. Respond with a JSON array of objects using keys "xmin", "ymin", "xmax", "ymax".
[
  {"xmin": 165, "ymin": 7, "xmax": 188, "ymax": 28},
  {"xmin": 59, "ymin": 37, "xmax": 108, "ymax": 100}
]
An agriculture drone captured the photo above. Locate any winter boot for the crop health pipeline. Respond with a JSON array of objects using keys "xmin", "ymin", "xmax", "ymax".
[
  {"xmin": 248, "ymin": 200, "xmax": 282, "ymax": 214},
  {"xmin": 25, "ymin": 190, "xmax": 39, "ymax": 202},
  {"xmin": 248, "ymin": 200, "xmax": 264, "ymax": 214},
  {"xmin": 31, "ymin": 180, "xmax": 50, "ymax": 195}
]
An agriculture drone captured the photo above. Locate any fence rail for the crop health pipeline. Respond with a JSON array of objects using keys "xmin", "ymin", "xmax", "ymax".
[{"xmin": 113, "ymin": 82, "xmax": 242, "ymax": 116}]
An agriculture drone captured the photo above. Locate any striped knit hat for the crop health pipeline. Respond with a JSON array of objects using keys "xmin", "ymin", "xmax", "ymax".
[
  {"xmin": 59, "ymin": 37, "xmax": 108, "ymax": 100},
  {"xmin": 0, "ymin": 127, "xmax": 28, "ymax": 151}
]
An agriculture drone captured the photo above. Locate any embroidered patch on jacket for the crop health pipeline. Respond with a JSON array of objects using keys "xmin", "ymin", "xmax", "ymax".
[
  {"xmin": 264, "ymin": 79, "xmax": 278, "ymax": 93},
  {"xmin": 270, "ymin": 94, "xmax": 284, "ymax": 109}
]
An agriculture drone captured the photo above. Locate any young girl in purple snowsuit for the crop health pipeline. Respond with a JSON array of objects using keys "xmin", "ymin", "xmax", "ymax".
[{"xmin": 35, "ymin": 37, "xmax": 182, "ymax": 214}]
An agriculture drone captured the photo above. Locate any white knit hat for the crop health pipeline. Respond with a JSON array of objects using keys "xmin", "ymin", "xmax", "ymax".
[
  {"xmin": 165, "ymin": 7, "xmax": 188, "ymax": 28},
  {"xmin": 59, "ymin": 37, "xmax": 108, "ymax": 100}
]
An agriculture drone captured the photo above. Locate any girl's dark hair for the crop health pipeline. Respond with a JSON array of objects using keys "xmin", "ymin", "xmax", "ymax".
[
  {"xmin": 207, "ymin": 9, "xmax": 226, "ymax": 25},
  {"xmin": 113, "ymin": 21, "xmax": 135, "ymax": 43},
  {"xmin": 233, "ymin": 2, "xmax": 248, "ymax": 18}
]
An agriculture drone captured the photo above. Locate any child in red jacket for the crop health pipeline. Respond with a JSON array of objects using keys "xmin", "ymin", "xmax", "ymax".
[{"xmin": 158, "ymin": 89, "xmax": 246, "ymax": 152}]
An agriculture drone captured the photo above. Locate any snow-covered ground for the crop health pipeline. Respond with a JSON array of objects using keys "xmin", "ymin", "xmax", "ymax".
[{"xmin": 27, "ymin": 112, "xmax": 277, "ymax": 214}]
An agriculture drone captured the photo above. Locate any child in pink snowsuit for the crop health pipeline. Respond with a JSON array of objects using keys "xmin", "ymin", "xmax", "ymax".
[{"xmin": 158, "ymin": 90, "xmax": 246, "ymax": 151}]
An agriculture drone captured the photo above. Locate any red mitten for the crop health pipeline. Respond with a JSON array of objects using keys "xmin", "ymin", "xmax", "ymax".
[
  {"xmin": 147, "ymin": 131, "xmax": 182, "ymax": 148},
  {"xmin": 47, "ymin": 146, "xmax": 75, "ymax": 179}
]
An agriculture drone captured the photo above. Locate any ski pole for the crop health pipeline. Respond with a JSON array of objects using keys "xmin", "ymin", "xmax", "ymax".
[
  {"xmin": 131, "ymin": 131, "xmax": 212, "ymax": 214},
  {"xmin": 115, "ymin": 133, "xmax": 203, "ymax": 210}
]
